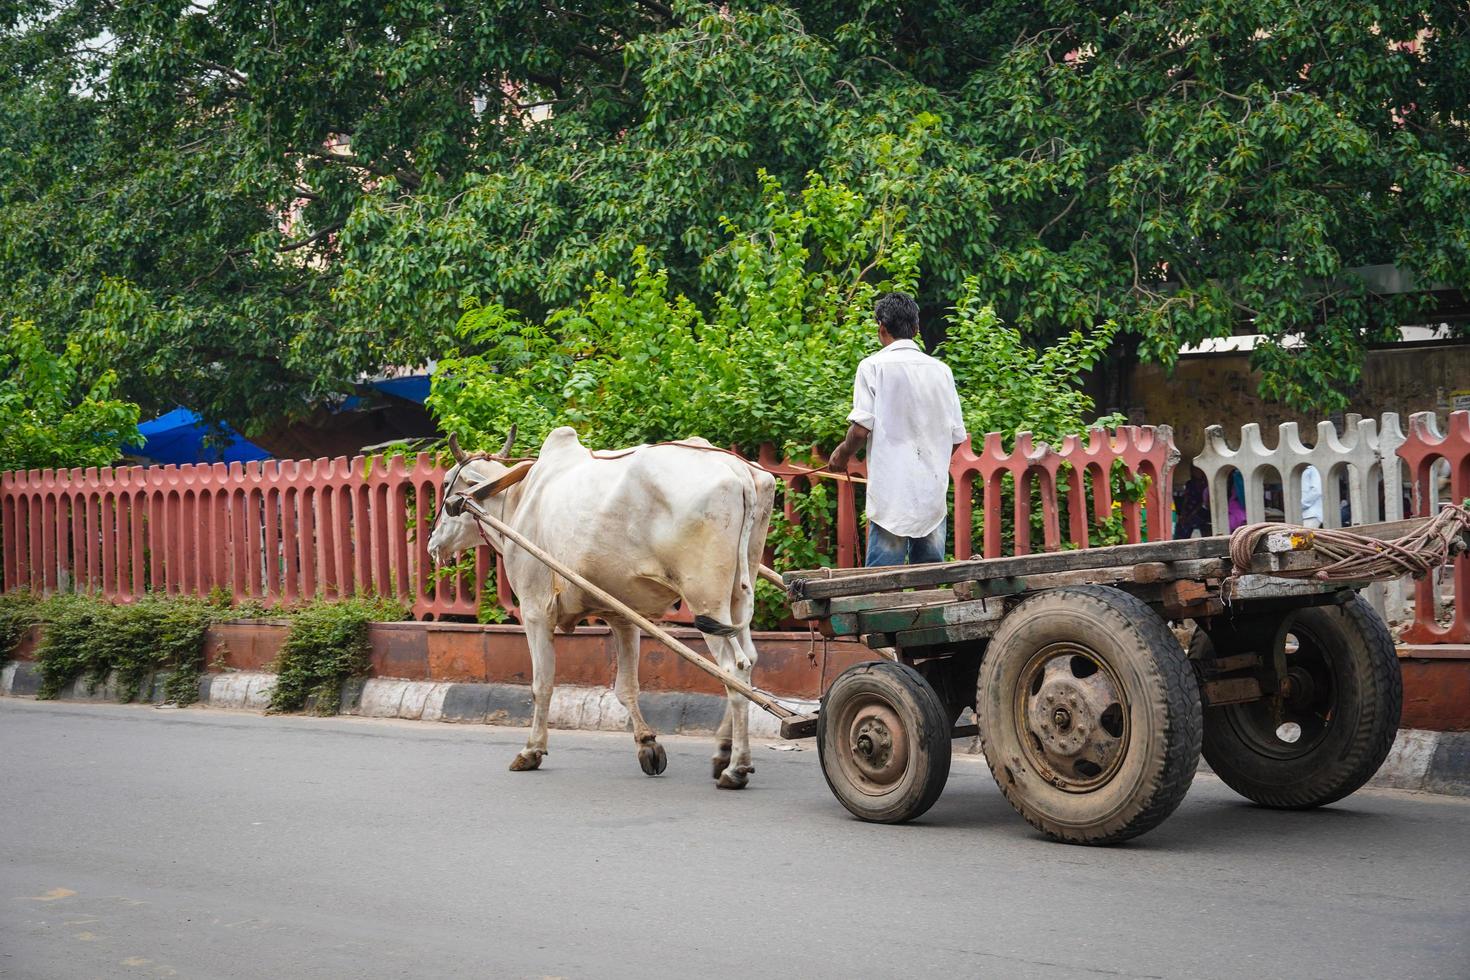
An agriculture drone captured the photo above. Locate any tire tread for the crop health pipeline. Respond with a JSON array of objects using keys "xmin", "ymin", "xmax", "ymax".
[
  {"xmin": 979, "ymin": 585, "xmax": 1202, "ymax": 845},
  {"xmin": 1195, "ymin": 595, "xmax": 1401, "ymax": 809}
]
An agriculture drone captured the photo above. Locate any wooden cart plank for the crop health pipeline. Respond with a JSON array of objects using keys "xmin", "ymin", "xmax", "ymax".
[
  {"xmin": 787, "ymin": 536, "xmax": 1236, "ymax": 600},
  {"xmin": 863, "ymin": 618, "xmax": 1001, "ymax": 650},
  {"xmin": 1223, "ymin": 575, "xmax": 1364, "ymax": 601},
  {"xmin": 790, "ymin": 588, "xmax": 956, "ymax": 622},
  {"xmin": 828, "ymin": 596, "xmax": 1002, "ymax": 637}
]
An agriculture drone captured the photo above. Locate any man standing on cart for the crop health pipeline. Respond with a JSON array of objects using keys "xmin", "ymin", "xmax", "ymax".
[{"xmin": 827, "ymin": 292, "xmax": 968, "ymax": 567}]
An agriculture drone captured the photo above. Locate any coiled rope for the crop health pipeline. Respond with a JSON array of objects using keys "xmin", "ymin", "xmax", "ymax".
[{"xmin": 1228, "ymin": 503, "xmax": 1470, "ymax": 582}]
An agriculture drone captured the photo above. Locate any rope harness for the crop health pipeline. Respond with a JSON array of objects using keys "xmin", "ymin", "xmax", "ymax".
[
  {"xmin": 465, "ymin": 439, "xmax": 868, "ymax": 485},
  {"xmin": 1228, "ymin": 502, "xmax": 1470, "ymax": 582}
]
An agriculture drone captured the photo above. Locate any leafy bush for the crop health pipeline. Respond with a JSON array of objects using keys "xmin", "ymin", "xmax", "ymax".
[
  {"xmin": 431, "ymin": 167, "xmax": 1117, "ymax": 457},
  {"xmin": 0, "ymin": 320, "xmax": 141, "ymax": 472},
  {"xmin": 34, "ymin": 593, "xmax": 211, "ymax": 704},
  {"xmin": 751, "ymin": 483, "xmax": 840, "ymax": 630},
  {"xmin": 269, "ymin": 596, "xmax": 410, "ymax": 716},
  {"xmin": 0, "ymin": 589, "xmax": 42, "ymax": 666},
  {"xmin": 34, "ymin": 594, "xmax": 112, "ymax": 699},
  {"xmin": 99, "ymin": 597, "xmax": 213, "ymax": 704}
]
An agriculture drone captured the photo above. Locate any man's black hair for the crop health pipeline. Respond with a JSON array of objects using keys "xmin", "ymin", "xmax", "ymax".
[{"xmin": 874, "ymin": 292, "xmax": 920, "ymax": 340}]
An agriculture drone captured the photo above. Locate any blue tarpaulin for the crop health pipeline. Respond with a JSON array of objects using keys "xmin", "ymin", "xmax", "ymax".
[
  {"xmin": 366, "ymin": 374, "xmax": 431, "ymax": 404},
  {"xmin": 127, "ymin": 376, "xmax": 427, "ymax": 465},
  {"xmin": 129, "ymin": 408, "xmax": 272, "ymax": 465}
]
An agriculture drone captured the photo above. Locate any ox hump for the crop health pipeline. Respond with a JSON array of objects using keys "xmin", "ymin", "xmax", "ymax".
[{"xmin": 540, "ymin": 426, "xmax": 587, "ymax": 457}]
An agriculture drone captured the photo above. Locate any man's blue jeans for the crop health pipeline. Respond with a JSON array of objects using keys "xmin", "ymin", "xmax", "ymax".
[{"xmin": 866, "ymin": 519, "xmax": 947, "ymax": 567}]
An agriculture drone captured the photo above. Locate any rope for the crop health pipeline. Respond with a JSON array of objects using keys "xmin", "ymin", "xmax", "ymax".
[
  {"xmin": 1228, "ymin": 503, "xmax": 1470, "ymax": 582},
  {"xmin": 468, "ymin": 440, "xmax": 868, "ymax": 485}
]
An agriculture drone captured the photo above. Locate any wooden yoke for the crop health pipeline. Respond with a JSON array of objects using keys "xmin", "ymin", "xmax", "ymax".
[{"xmin": 466, "ymin": 460, "xmax": 535, "ymax": 500}]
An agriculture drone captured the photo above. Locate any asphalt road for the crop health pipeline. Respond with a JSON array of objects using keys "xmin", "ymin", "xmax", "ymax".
[{"xmin": 2, "ymin": 699, "xmax": 1467, "ymax": 980}]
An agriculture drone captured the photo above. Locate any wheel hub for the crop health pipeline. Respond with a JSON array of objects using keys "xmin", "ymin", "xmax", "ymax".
[
  {"xmin": 846, "ymin": 701, "xmax": 908, "ymax": 790},
  {"xmin": 1018, "ymin": 647, "xmax": 1129, "ymax": 790}
]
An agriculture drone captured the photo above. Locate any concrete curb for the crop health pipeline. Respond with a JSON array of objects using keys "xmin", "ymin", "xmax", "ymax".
[
  {"xmin": 1, "ymin": 663, "xmax": 818, "ymax": 740},
  {"xmin": 4, "ymin": 662, "xmax": 1467, "ymax": 796}
]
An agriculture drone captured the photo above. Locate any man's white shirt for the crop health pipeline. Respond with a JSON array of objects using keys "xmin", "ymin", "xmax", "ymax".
[{"xmin": 847, "ymin": 339, "xmax": 967, "ymax": 538}]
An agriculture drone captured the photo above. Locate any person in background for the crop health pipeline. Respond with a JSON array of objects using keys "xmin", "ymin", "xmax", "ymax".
[
  {"xmin": 1227, "ymin": 469, "xmax": 1247, "ymax": 531},
  {"xmin": 827, "ymin": 292, "xmax": 968, "ymax": 567},
  {"xmin": 1173, "ymin": 466, "xmax": 1211, "ymax": 539},
  {"xmin": 1300, "ymin": 465, "xmax": 1324, "ymax": 529}
]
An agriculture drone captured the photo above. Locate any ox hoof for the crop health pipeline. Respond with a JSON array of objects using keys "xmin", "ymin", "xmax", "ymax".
[
  {"xmin": 638, "ymin": 741, "xmax": 668, "ymax": 776},
  {"xmin": 711, "ymin": 740, "xmax": 732, "ymax": 781},
  {"xmin": 509, "ymin": 750, "xmax": 544, "ymax": 772},
  {"xmin": 716, "ymin": 764, "xmax": 753, "ymax": 790}
]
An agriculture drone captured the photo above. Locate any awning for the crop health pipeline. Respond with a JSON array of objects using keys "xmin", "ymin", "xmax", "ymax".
[{"xmin": 129, "ymin": 408, "xmax": 272, "ymax": 465}]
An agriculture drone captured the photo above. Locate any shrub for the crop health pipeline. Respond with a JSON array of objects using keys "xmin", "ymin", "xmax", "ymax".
[
  {"xmin": 0, "ymin": 320, "xmax": 141, "ymax": 472},
  {"xmin": 269, "ymin": 596, "xmax": 410, "ymax": 716},
  {"xmin": 34, "ymin": 593, "xmax": 211, "ymax": 704},
  {"xmin": 35, "ymin": 594, "xmax": 111, "ymax": 699},
  {"xmin": 431, "ymin": 169, "xmax": 1118, "ymax": 458},
  {"xmin": 0, "ymin": 589, "xmax": 42, "ymax": 666}
]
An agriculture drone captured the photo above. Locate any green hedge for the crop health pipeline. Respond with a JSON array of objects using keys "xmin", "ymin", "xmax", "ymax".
[{"xmin": 5, "ymin": 590, "xmax": 410, "ymax": 714}]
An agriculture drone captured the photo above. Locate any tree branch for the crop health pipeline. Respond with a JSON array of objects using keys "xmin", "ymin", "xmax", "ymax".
[
  {"xmin": 633, "ymin": 0, "xmax": 674, "ymax": 19},
  {"xmin": 299, "ymin": 147, "xmax": 422, "ymax": 191},
  {"xmin": 277, "ymin": 221, "xmax": 344, "ymax": 252}
]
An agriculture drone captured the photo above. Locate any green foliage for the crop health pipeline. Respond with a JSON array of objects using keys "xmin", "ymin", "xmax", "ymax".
[
  {"xmin": 4, "ymin": 1, "xmax": 1465, "ymax": 430},
  {"xmin": 269, "ymin": 597, "xmax": 410, "ymax": 716},
  {"xmin": 33, "ymin": 593, "xmax": 210, "ymax": 704},
  {"xmin": 0, "ymin": 321, "xmax": 141, "ymax": 471},
  {"xmin": 0, "ymin": 589, "xmax": 41, "ymax": 666},
  {"xmin": 432, "ymin": 171, "xmax": 1112, "ymax": 454},
  {"xmin": 1084, "ymin": 463, "xmax": 1155, "ymax": 548},
  {"xmin": 477, "ymin": 577, "xmax": 514, "ymax": 626},
  {"xmin": 750, "ymin": 482, "xmax": 841, "ymax": 630},
  {"xmin": 946, "ymin": 281, "xmax": 1124, "ymax": 445},
  {"xmin": 431, "ymin": 168, "xmax": 919, "ymax": 453},
  {"xmin": 33, "ymin": 595, "xmax": 106, "ymax": 699}
]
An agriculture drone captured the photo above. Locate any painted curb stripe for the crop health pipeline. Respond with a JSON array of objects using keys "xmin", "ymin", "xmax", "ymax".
[{"xmin": 4, "ymin": 667, "xmax": 1467, "ymax": 796}]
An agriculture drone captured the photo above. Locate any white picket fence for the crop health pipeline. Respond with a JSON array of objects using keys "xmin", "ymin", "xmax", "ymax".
[{"xmin": 1192, "ymin": 414, "xmax": 1410, "ymax": 622}]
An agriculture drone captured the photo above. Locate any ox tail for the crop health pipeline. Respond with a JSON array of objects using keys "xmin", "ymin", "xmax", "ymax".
[
  {"xmin": 692, "ymin": 461, "xmax": 759, "ymax": 638},
  {"xmin": 694, "ymin": 615, "xmax": 741, "ymax": 637}
]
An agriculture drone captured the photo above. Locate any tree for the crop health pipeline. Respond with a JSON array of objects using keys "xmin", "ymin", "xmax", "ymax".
[
  {"xmin": 428, "ymin": 171, "xmax": 1118, "ymax": 454},
  {"xmin": 0, "ymin": 321, "xmax": 141, "ymax": 471},
  {"xmin": 2, "ymin": 1, "xmax": 1466, "ymax": 428}
]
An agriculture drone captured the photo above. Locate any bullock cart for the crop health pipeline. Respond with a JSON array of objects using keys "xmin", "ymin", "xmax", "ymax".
[
  {"xmin": 446, "ymin": 468, "xmax": 1464, "ymax": 845},
  {"xmin": 781, "ymin": 511, "xmax": 1469, "ymax": 844}
]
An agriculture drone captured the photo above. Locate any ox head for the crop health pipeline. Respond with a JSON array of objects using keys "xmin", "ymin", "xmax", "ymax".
[{"xmin": 426, "ymin": 427, "xmax": 518, "ymax": 565}]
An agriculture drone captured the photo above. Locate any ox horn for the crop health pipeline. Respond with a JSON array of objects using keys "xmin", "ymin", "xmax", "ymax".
[
  {"xmin": 448, "ymin": 432, "xmax": 468, "ymax": 464},
  {"xmin": 500, "ymin": 424, "xmax": 517, "ymax": 458}
]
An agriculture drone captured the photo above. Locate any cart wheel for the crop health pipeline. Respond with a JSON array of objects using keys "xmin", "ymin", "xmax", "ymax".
[
  {"xmin": 1191, "ymin": 594, "xmax": 1401, "ymax": 809},
  {"xmin": 817, "ymin": 661, "xmax": 952, "ymax": 824},
  {"xmin": 976, "ymin": 586, "xmax": 1202, "ymax": 845}
]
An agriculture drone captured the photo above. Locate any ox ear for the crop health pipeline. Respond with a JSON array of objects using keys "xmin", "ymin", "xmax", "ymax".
[
  {"xmin": 448, "ymin": 432, "xmax": 467, "ymax": 464},
  {"xmin": 500, "ymin": 424, "xmax": 517, "ymax": 458}
]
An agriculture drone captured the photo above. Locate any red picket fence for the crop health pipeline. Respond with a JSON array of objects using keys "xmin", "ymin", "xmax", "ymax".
[
  {"xmin": 1, "ymin": 427, "xmax": 1178, "ymax": 621},
  {"xmin": 0, "ymin": 455, "xmax": 485, "ymax": 621},
  {"xmin": 1397, "ymin": 410, "xmax": 1470, "ymax": 644}
]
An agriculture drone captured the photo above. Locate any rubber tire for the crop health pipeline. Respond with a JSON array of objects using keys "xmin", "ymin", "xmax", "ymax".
[
  {"xmin": 817, "ymin": 661, "xmax": 952, "ymax": 824},
  {"xmin": 1192, "ymin": 595, "xmax": 1402, "ymax": 809},
  {"xmin": 977, "ymin": 586, "xmax": 1203, "ymax": 845}
]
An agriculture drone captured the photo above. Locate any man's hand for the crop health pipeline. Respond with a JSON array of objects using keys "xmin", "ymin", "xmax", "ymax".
[
  {"xmin": 828, "ymin": 422, "xmax": 869, "ymax": 474},
  {"xmin": 827, "ymin": 445, "xmax": 852, "ymax": 474}
]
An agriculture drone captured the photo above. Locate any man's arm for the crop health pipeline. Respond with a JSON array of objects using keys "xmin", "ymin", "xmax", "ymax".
[{"xmin": 827, "ymin": 421, "xmax": 870, "ymax": 474}]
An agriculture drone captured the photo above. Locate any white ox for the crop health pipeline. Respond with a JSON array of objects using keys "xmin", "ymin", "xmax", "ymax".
[{"xmin": 427, "ymin": 426, "xmax": 776, "ymax": 788}]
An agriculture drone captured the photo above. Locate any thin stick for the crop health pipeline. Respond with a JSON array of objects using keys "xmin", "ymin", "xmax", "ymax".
[{"xmin": 458, "ymin": 497, "xmax": 796, "ymax": 720}]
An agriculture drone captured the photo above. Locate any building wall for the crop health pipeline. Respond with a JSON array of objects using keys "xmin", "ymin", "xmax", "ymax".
[{"xmin": 1128, "ymin": 342, "xmax": 1470, "ymax": 460}]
